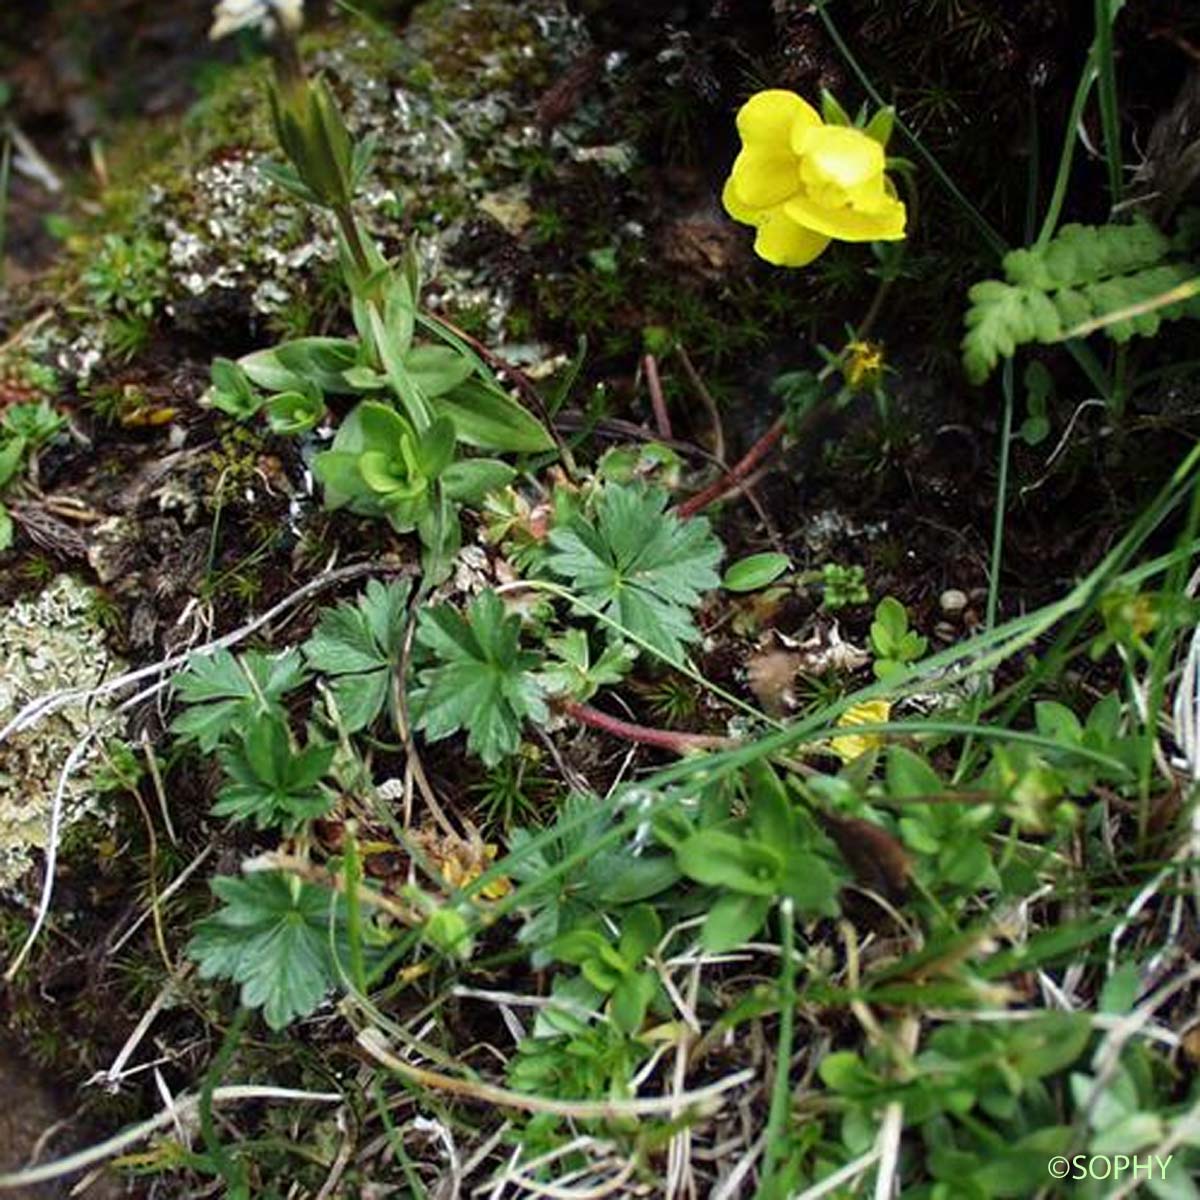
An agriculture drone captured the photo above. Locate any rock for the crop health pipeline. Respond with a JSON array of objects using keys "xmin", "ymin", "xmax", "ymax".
[{"xmin": 939, "ymin": 587, "xmax": 968, "ymax": 614}]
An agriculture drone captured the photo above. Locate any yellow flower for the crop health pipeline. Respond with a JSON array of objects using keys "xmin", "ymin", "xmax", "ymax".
[
  {"xmin": 829, "ymin": 699, "xmax": 891, "ymax": 763},
  {"xmin": 722, "ymin": 91, "xmax": 906, "ymax": 267},
  {"xmin": 843, "ymin": 340, "xmax": 886, "ymax": 391}
]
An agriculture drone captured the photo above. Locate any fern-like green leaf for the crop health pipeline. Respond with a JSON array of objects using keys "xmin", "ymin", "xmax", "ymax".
[{"xmin": 962, "ymin": 217, "xmax": 1200, "ymax": 384}]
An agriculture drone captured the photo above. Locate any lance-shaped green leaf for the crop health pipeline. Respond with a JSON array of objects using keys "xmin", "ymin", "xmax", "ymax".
[
  {"xmin": 267, "ymin": 75, "xmax": 354, "ymax": 210},
  {"xmin": 240, "ymin": 337, "xmax": 359, "ymax": 395},
  {"xmin": 403, "ymin": 345, "xmax": 476, "ymax": 398},
  {"xmin": 433, "ymin": 378, "xmax": 553, "ymax": 453},
  {"xmin": 440, "ymin": 458, "xmax": 516, "ymax": 504}
]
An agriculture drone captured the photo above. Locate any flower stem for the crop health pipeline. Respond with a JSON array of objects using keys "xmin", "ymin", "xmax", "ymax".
[
  {"xmin": 559, "ymin": 700, "xmax": 735, "ymax": 754},
  {"xmin": 643, "ymin": 353, "xmax": 672, "ymax": 439},
  {"xmin": 761, "ymin": 896, "xmax": 797, "ymax": 1186},
  {"xmin": 334, "ymin": 205, "xmax": 372, "ymax": 280}
]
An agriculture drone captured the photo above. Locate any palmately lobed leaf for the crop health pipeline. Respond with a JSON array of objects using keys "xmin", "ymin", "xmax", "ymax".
[
  {"xmin": 215, "ymin": 718, "xmax": 335, "ymax": 829},
  {"xmin": 171, "ymin": 648, "xmax": 308, "ymax": 752},
  {"xmin": 546, "ymin": 485, "xmax": 723, "ymax": 663},
  {"xmin": 302, "ymin": 579, "xmax": 410, "ymax": 731},
  {"xmin": 304, "ymin": 605, "xmax": 385, "ymax": 674},
  {"xmin": 412, "ymin": 590, "xmax": 547, "ymax": 766},
  {"xmin": 188, "ymin": 872, "xmax": 350, "ymax": 1030}
]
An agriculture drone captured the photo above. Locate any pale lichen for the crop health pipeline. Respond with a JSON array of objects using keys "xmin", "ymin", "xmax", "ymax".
[
  {"xmin": 0, "ymin": 576, "xmax": 126, "ymax": 891},
  {"xmin": 26, "ymin": 0, "xmax": 623, "ymax": 389},
  {"xmin": 142, "ymin": 0, "xmax": 589, "ymax": 338}
]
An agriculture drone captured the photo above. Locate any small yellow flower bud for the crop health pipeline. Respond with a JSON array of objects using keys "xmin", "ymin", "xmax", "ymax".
[
  {"xmin": 829, "ymin": 699, "xmax": 891, "ymax": 762},
  {"xmin": 843, "ymin": 340, "xmax": 886, "ymax": 391}
]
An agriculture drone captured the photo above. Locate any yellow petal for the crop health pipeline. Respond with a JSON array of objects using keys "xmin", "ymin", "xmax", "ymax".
[
  {"xmin": 728, "ymin": 147, "xmax": 802, "ymax": 209},
  {"xmin": 736, "ymin": 89, "xmax": 820, "ymax": 153},
  {"xmin": 721, "ymin": 174, "xmax": 768, "ymax": 227},
  {"xmin": 753, "ymin": 211, "xmax": 830, "ymax": 267},
  {"xmin": 829, "ymin": 699, "xmax": 891, "ymax": 762},
  {"xmin": 783, "ymin": 190, "xmax": 906, "ymax": 242},
  {"xmin": 795, "ymin": 124, "xmax": 885, "ymax": 191},
  {"xmin": 843, "ymin": 174, "xmax": 890, "ymax": 213}
]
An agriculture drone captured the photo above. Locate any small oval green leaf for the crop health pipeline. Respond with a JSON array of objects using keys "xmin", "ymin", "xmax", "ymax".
[{"xmin": 723, "ymin": 552, "xmax": 791, "ymax": 593}]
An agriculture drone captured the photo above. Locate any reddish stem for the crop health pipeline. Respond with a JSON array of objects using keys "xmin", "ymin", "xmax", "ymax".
[
  {"xmin": 560, "ymin": 700, "xmax": 735, "ymax": 755},
  {"xmin": 642, "ymin": 353, "xmax": 672, "ymax": 440},
  {"xmin": 673, "ymin": 415, "xmax": 785, "ymax": 520}
]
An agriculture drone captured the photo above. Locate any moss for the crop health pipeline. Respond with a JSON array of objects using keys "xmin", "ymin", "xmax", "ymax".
[{"xmin": 405, "ymin": 0, "xmax": 583, "ymax": 100}]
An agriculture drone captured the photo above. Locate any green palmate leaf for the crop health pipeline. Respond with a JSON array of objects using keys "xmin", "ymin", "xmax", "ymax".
[
  {"xmin": 546, "ymin": 484, "xmax": 723, "ymax": 663},
  {"xmin": 214, "ymin": 715, "xmax": 335, "ymax": 830},
  {"xmin": 538, "ymin": 629, "xmax": 635, "ymax": 702},
  {"xmin": 0, "ymin": 502, "xmax": 11, "ymax": 551},
  {"xmin": 170, "ymin": 648, "xmax": 308, "ymax": 752},
  {"xmin": 188, "ymin": 872, "xmax": 357, "ymax": 1030},
  {"xmin": 432, "ymin": 378, "xmax": 553, "ymax": 453},
  {"xmin": 303, "ymin": 578, "xmax": 411, "ymax": 731},
  {"xmin": 411, "ymin": 589, "xmax": 547, "ymax": 766}
]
